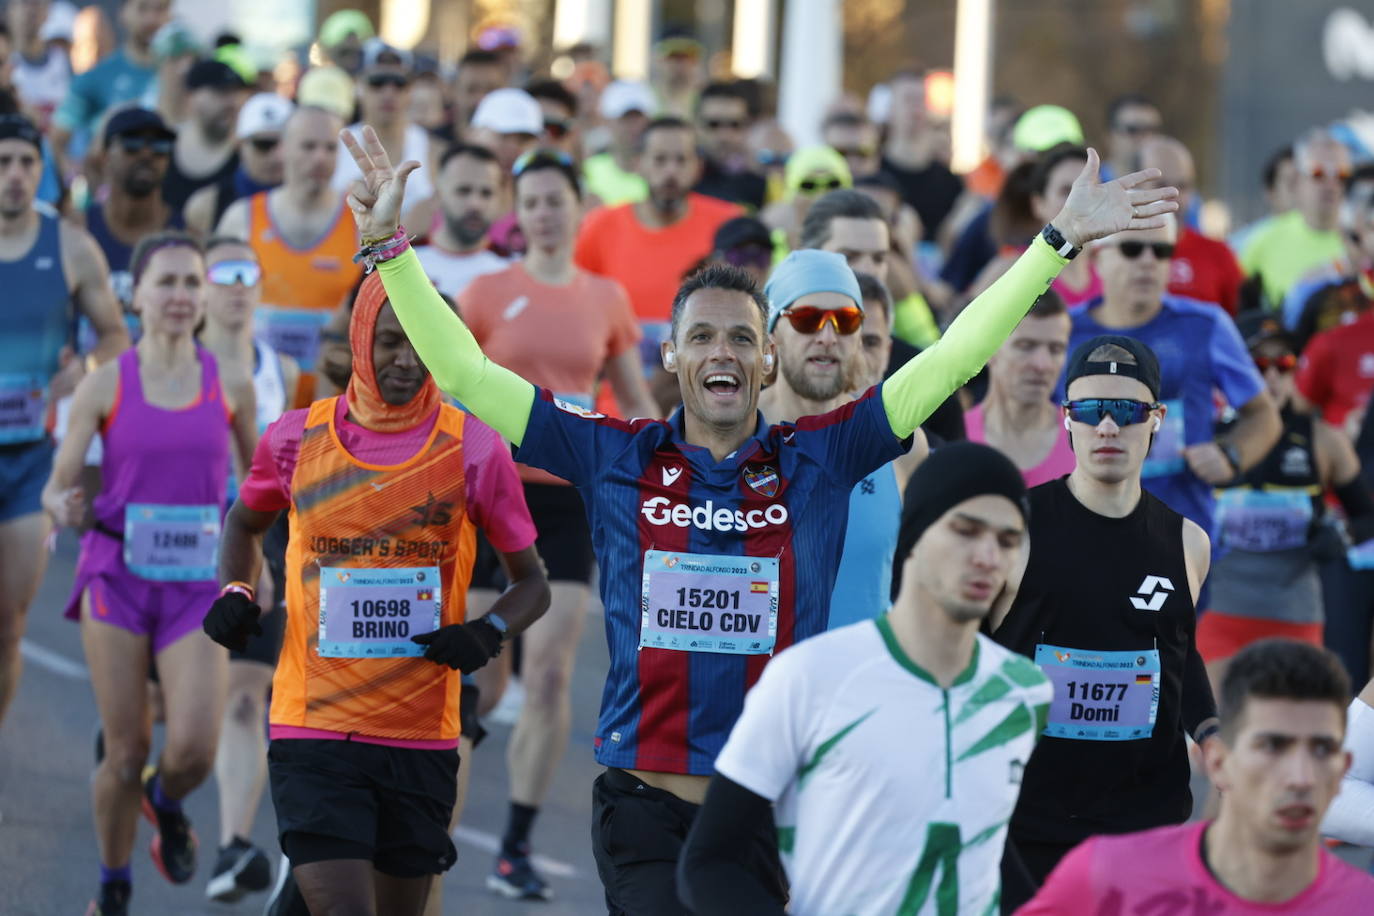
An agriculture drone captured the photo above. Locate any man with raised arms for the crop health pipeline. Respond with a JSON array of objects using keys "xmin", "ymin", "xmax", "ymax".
[{"xmin": 340, "ymin": 126, "xmax": 1177, "ymax": 913}]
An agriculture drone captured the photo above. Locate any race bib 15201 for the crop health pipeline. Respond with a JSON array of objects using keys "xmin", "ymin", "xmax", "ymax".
[{"xmin": 639, "ymin": 550, "xmax": 778, "ymax": 655}]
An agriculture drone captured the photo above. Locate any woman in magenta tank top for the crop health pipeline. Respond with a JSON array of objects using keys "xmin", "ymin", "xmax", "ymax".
[{"xmin": 40, "ymin": 232, "xmax": 256, "ymax": 915}]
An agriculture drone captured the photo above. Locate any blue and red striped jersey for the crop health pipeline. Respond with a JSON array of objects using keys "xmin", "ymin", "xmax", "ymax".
[{"xmin": 516, "ymin": 385, "xmax": 907, "ymax": 774}]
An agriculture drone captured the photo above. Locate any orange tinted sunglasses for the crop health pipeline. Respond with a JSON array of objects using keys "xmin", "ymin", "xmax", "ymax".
[
  {"xmin": 780, "ymin": 305, "xmax": 863, "ymax": 335},
  {"xmin": 1254, "ymin": 354, "xmax": 1297, "ymax": 373}
]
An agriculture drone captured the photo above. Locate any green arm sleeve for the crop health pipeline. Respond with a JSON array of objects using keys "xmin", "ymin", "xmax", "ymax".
[
  {"xmin": 376, "ymin": 248, "xmax": 535, "ymax": 445},
  {"xmin": 882, "ymin": 236, "xmax": 1068, "ymax": 439}
]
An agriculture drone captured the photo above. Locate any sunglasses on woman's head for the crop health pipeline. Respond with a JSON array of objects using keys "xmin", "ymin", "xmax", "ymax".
[
  {"xmin": 207, "ymin": 259, "xmax": 262, "ymax": 287},
  {"xmin": 1062, "ymin": 398, "xmax": 1160, "ymax": 426}
]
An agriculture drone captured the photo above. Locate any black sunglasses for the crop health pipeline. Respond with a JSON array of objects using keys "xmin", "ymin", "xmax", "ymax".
[
  {"xmin": 799, "ymin": 177, "xmax": 843, "ymax": 193},
  {"xmin": 704, "ymin": 118, "xmax": 745, "ymax": 131},
  {"xmin": 1063, "ymin": 398, "xmax": 1161, "ymax": 427},
  {"xmin": 117, "ymin": 135, "xmax": 173, "ymax": 156},
  {"xmin": 1117, "ymin": 123, "xmax": 1159, "ymax": 137},
  {"xmin": 248, "ymin": 136, "xmax": 279, "ymax": 153},
  {"xmin": 544, "ymin": 118, "xmax": 571, "ymax": 140},
  {"xmin": 1116, "ymin": 241, "xmax": 1176, "ymax": 260},
  {"xmin": 366, "ymin": 72, "xmax": 410, "ymax": 90}
]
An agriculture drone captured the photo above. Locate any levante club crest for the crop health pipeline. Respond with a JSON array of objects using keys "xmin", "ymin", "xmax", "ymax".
[{"xmin": 743, "ymin": 465, "xmax": 780, "ymax": 498}]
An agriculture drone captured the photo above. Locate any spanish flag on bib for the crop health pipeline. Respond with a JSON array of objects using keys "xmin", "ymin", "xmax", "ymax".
[{"xmin": 270, "ymin": 273, "xmax": 477, "ymax": 742}]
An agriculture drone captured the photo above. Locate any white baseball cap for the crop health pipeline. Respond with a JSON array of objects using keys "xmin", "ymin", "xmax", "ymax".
[
  {"xmin": 39, "ymin": 1, "xmax": 77, "ymax": 42},
  {"xmin": 471, "ymin": 88, "xmax": 543, "ymax": 136},
  {"xmin": 599, "ymin": 80, "xmax": 655, "ymax": 120},
  {"xmin": 237, "ymin": 93, "xmax": 294, "ymax": 140}
]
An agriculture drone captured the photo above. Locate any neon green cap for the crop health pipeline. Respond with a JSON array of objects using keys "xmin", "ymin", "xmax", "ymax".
[
  {"xmin": 319, "ymin": 10, "xmax": 375, "ymax": 48},
  {"xmin": 1012, "ymin": 105, "xmax": 1084, "ymax": 152}
]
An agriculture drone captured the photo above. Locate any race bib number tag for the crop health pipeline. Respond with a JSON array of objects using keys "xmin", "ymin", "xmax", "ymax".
[
  {"xmin": 254, "ymin": 308, "xmax": 332, "ymax": 371},
  {"xmin": 1142, "ymin": 398, "xmax": 1185, "ymax": 478},
  {"xmin": 639, "ymin": 550, "xmax": 778, "ymax": 655},
  {"xmin": 0, "ymin": 373, "xmax": 47, "ymax": 444},
  {"xmin": 318, "ymin": 566, "xmax": 441, "ymax": 658},
  {"xmin": 123, "ymin": 504, "xmax": 220, "ymax": 581},
  {"xmin": 1034, "ymin": 644, "xmax": 1161, "ymax": 741},
  {"xmin": 1215, "ymin": 488, "xmax": 1312, "ymax": 552}
]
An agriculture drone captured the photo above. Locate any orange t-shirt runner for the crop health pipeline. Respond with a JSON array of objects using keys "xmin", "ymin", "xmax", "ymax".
[
  {"xmin": 459, "ymin": 263, "xmax": 641, "ymax": 476},
  {"xmin": 238, "ymin": 396, "xmax": 535, "ymax": 745},
  {"xmin": 574, "ymin": 192, "xmax": 740, "ymax": 364},
  {"xmin": 248, "ymin": 191, "xmax": 363, "ymax": 401}
]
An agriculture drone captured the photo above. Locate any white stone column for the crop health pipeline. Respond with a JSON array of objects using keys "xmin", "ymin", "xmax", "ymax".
[
  {"xmin": 778, "ymin": 0, "xmax": 841, "ymax": 147},
  {"xmin": 951, "ymin": 0, "xmax": 995, "ymax": 173},
  {"xmin": 731, "ymin": 0, "xmax": 776, "ymax": 78}
]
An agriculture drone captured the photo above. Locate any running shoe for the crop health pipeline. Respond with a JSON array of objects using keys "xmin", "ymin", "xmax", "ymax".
[
  {"xmin": 264, "ymin": 854, "xmax": 312, "ymax": 916},
  {"xmin": 140, "ymin": 766, "xmax": 198, "ymax": 884},
  {"xmin": 85, "ymin": 880, "xmax": 131, "ymax": 916},
  {"xmin": 487, "ymin": 848, "xmax": 553, "ymax": 900},
  {"xmin": 206, "ymin": 838, "xmax": 272, "ymax": 902}
]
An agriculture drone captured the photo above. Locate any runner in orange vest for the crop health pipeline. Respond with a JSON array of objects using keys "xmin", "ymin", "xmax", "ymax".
[{"xmin": 203, "ymin": 270, "xmax": 551, "ymax": 916}]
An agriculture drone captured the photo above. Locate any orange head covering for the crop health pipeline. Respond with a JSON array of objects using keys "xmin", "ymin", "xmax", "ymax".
[{"xmin": 345, "ymin": 271, "xmax": 441, "ymax": 432}]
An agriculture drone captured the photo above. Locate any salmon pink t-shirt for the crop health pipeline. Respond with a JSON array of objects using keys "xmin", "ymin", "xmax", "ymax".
[
  {"xmin": 459, "ymin": 263, "xmax": 642, "ymax": 483},
  {"xmin": 574, "ymin": 193, "xmax": 741, "ymax": 324},
  {"xmin": 1017, "ymin": 821, "xmax": 1374, "ymax": 915},
  {"xmin": 963, "ymin": 403, "xmax": 1077, "ymax": 488}
]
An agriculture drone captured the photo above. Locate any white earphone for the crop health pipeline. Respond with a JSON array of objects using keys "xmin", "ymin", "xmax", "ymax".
[
  {"xmin": 1063, "ymin": 416, "xmax": 1071, "ymax": 431},
  {"xmin": 1152, "ymin": 416, "xmax": 1162, "ymax": 432},
  {"xmin": 664, "ymin": 351, "xmax": 677, "ymax": 370},
  {"xmin": 764, "ymin": 353, "xmax": 774, "ymax": 370}
]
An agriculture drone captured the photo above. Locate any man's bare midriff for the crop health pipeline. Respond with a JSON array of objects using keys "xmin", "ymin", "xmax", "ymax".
[{"xmin": 626, "ymin": 769, "xmax": 710, "ymax": 805}]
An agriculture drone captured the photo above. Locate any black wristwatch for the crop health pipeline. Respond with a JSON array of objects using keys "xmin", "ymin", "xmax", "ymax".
[
  {"xmin": 1041, "ymin": 224, "xmax": 1080, "ymax": 260},
  {"xmin": 1220, "ymin": 441, "xmax": 1243, "ymax": 478}
]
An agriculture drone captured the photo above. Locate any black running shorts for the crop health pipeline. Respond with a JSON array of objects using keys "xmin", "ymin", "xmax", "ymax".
[
  {"xmin": 268, "ymin": 738, "xmax": 459, "ymax": 877},
  {"xmin": 470, "ymin": 482, "xmax": 594, "ymax": 588}
]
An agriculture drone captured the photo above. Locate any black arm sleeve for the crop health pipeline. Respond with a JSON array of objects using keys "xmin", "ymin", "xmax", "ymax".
[
  {"xmin": 677, "ymin": 775, "xmax": 788, "ymax": 916},
  {"xmin": 1334, "ymin": 478, "xmax": 1374, "ymax": 544},
  {"xmin": 1181, "ymin": 634, "xmax": 1218, "ymax": 738}
]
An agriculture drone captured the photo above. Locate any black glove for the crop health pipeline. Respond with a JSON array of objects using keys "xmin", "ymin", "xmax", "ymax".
[
  {"xmin": 203, "ymin": 592, "xmax": 263, "ymax": 652},
  {"xmin": 411, "ymin": 618, "xmax": 503, "ymax": 672}
]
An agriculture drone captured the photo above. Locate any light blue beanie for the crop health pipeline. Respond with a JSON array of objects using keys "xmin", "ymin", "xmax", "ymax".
[{"xmin": 764, "ymin": 249, "xmax": 863, "ymax": 331}]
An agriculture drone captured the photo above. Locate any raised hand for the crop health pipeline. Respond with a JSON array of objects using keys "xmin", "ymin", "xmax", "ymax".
[
  {"xmin": 339, "ymin": 125, "xmax": 422, "ymax": 241},
  {"xmin": 1053, "ymin": 148, "xmax": 1179, "ymax": 248}
]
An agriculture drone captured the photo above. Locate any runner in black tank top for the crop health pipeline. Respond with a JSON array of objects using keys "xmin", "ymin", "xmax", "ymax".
[{"xmin": 990, "ymin": 335, "xmax": 1217, "ymax": 910}]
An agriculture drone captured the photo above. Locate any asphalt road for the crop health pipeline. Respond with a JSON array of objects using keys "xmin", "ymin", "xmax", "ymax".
[
  {"xmin": 4, "ymin": 535, "xmax": 1370, "ymax": 915},
  {"xmin": 0, "ymin": 531, "xmax": 612, "ymax": 916}
]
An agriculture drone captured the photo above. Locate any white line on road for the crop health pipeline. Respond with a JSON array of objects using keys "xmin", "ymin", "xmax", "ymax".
[
  {"xmin": 20, "ymin": 638, "xmax": 89, "ymax": 680},
  {"xmin": 450, "ymin": 825, "xmax": 580, "ymax": 879}
]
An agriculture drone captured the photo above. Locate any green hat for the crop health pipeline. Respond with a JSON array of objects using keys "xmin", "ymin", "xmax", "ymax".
[
  {"xmin": 319, "ymin": 10, "xmax": 375, "ymax": 48},
  {"xmin": 1012, "ymin": 105, "xmax": 1084, "ymax": 152},
  {"xmin": 784, "ymin": 146, "xmax": 853, "ymax": 199}
]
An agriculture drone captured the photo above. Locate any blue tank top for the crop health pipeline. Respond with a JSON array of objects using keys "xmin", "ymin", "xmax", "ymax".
[
  {"xmin": 0, "ymin": 212, "xmax": 70, "ymax": 443},
  {"xmin": 827, "ymin": 462, "xmax": 901, "ymax": 629},
  {"xmin": 84, "ymin": 203, "xmax": 133, "ymax": 309}
]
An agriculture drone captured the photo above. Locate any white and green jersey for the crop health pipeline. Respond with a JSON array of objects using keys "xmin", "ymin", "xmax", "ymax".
[{"xmin": 714, "ymin": 615, "xmax": 1052, "ymax": 916}]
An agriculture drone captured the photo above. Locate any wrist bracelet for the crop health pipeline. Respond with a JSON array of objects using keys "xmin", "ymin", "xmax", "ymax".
[
  {"xmin": 354, "ymin": 228, "xmax": 411, "ymax": 271},
  {"xmin": 220, "ymin": 581, "xmax": 255, "ymax": 601}
]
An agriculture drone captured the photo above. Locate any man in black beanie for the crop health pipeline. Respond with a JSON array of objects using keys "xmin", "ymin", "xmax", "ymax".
[
  {"xmin": 676, "ymin": 442, "xmax": 1052, "ymax": 916},
  {"xmin": 991, "ymin": 334, "xmax": 1217, "ymax": 911}
]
